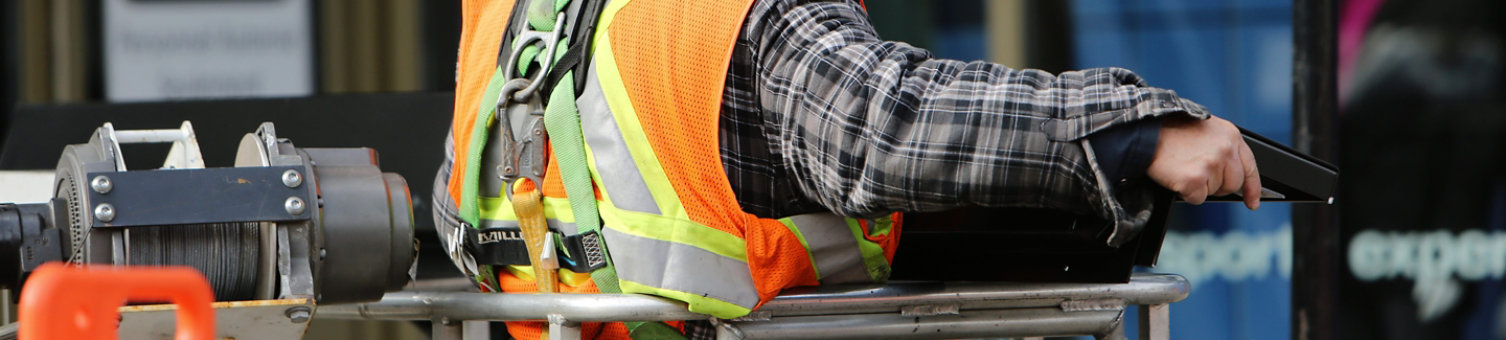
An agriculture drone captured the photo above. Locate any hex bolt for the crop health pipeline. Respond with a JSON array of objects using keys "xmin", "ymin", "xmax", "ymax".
[
  {"xmin": 285, "ymin": 197, "xmax": 306, "ymax": 216},
  {"xmin": 281, "ymin": 169, "xmax": 303, "ymax": 188},
  {"xmin": 90, "ymin": 176, "xmax": 113, "ymax": 194},
  {"xmin": 285, "ymin": 306, "xmax": 312, "ymax": 324},
  {"xmin": 94, "ymin": 203, "xmax": 116, "ymax": 222}
]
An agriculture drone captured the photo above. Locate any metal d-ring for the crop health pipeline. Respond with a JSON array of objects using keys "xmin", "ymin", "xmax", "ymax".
[{"xmin": 502, "ymin": 12, "xmax": 568, "ymax": 101}]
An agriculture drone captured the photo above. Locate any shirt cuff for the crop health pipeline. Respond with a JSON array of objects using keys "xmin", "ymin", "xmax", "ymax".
[{"xmin": 1086, "ymin": 117, "xmax": 1161, "ymax": 188}]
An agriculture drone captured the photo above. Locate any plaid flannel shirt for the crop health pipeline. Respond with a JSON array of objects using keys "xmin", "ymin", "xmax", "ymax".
[
  {"xmin": 434, "ymin": 0, "xmax": 1215, "ymax": 269},
  {"xmin": 720, "ymin": 0, "xmax": 1210, "ymax": 244},
  {"xmin": 432, "ymin": 1, "xmax": 1211, "ymax": 336}
]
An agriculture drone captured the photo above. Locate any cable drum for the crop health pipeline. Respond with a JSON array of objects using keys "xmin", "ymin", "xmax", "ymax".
[
  {"xmin": 126, "ymin": 222, "xmax": 262, "ymax": 301},
  {"xmin": 54, "ymin": 172, "xmax": 86, "ymax": 264},
  {"xmin": 0, "ymin": 122, "xmax": 414, "ymax": 304}
]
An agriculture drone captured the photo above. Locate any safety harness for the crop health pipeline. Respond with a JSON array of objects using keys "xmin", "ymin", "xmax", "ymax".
[{"xmin": 453, "ymin": 0, "xmax": 684, "ymax": 337}]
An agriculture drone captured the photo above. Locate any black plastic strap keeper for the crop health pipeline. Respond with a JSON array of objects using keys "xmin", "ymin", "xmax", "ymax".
[{"xmin": 561, "ymin": 231, "xmax": 608, "ymax": 271}]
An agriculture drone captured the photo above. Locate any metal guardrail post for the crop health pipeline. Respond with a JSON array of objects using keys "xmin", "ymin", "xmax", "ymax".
[
  {"xmin": 548, "ymin": 314, "xmax": 582, "ymax": 340},
  {"xmin": 431, "ymin": 319, "xmax": 489, "ymax": 340},
  {"xmin": 431, "ymin": 320, "xmax": 463, "ymax": 340},
  {"xmin": 1139, "ymin": 304, "xmax": 1170, "ymax": 340}
]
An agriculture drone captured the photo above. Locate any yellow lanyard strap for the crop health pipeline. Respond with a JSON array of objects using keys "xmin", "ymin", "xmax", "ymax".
[{"xmin": 511, "ymin": 183, "xmax": 559, "ymax": 293}]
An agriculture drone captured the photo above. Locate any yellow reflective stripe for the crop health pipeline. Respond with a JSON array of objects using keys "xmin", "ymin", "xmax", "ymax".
[
  {"xmin": 618, "ymin": 278, "xmax": 753, "ymax": 319},
  {"xmin": 479, "ymin": 196, "xmax": 577, "ymax": 223},
  {"xmin": 558, "ymin": 270, "xmax": 591, "ymax": 287},
  {"xmin": 503, "ymin": 266, "xmax": 592, "ymax": 287},
  {"xmin": 598, "ymin": 200, "xmax": 746, "ymax": 262},
  {"xmin": 591, "ymin": 28, "xmax": 688, "ymax": 221},
  {"xmin": 777, "ymin": 218, "xmax": 821, "ymax": 279},
  {"xmin": 596, "ymin": 0, "xmax": 628, "ymax": 27},
  {"xmin": 503, "ymin": 265, "xmax": 530, "ymax": 280},
  {"xmin": 847, "ymin": 218, "xmax": 892, "ymax": 282},
  {"xmin": 585, "ymin": 0, "xmax": 759, "ymax": 319}
]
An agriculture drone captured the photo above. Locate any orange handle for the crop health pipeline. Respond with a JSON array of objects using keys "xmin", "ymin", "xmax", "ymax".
[{"xmin": 18, "ymin": 263, "xmax": 216, "ymax": 340}]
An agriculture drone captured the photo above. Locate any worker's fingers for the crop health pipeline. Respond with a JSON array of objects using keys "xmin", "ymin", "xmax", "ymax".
[
  {"xmin": 1182, "ymin": 183, "xmax": 1209, "ymax": 205},
  {"xmin": 1239, "ymin": 140, "xmax": 1262, "ymax": 210},
  {"xmin": 1183, "ymin": 170, "xmax": 1211, "ymax": 205},
  {"xmin": 1215, "ymin": 145, "xmax": 1243, "ymax": 197}
]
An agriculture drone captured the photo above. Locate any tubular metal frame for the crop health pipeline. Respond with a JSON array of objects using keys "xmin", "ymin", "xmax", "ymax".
[{"xmin": 318, "ymin": 273, "xmax": 1190, "ymax": 340}]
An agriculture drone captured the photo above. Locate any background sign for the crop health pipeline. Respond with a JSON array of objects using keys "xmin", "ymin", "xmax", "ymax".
[
  {"xmin": 1338, "ymin": 0, "xmax": 1506, "ymax": 337},
  {"xmin": 1068, "ymin": 1, "xmax": 1295, "ymax": 338},
  {"xmin": 886, "ymin": 1, "xmax": 1299, "ymax": 338},
  {"xmin": 103, "ymin": 0, "xmax": 313, "ymax": 102}
]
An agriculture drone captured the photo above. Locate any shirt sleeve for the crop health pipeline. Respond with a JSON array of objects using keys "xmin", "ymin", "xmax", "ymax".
[
  {"xmin": 1087, "ymin": 118, "xmax": 1161, "ymax": 189},
  {"xmin": 747, "ymin": 0, "xmax": 1208, "ymax": 244}
]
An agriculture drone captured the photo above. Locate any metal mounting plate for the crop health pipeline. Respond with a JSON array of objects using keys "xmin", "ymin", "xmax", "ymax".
[{"xmin": 86, "ymin": 166, "xmax": 311, "ymax": 227}]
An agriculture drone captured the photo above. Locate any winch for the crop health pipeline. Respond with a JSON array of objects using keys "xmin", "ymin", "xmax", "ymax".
[{"xmin": 0, "ymin": 121, "xmax": 415, "ymax": 304}]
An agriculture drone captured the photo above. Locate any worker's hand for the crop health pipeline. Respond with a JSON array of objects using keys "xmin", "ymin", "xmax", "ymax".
[{"xmin": 1146, "ymin": 116, "xmax": 1261, "ymax": 210}]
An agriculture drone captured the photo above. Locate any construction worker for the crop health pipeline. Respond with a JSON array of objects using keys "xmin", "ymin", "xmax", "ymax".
[{"xmin": 432, "ymin": 0, "xmax": 1261, "ymax": 338}]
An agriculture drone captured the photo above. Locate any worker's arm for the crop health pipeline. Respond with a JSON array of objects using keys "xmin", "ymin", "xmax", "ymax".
[{"xmin": 744, "ymin": 0, "xmax": 1256, "ymax": 235}]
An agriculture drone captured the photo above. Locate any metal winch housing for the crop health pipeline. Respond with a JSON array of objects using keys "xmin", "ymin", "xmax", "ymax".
[{"xmin": 0, "ymin": 121, "xmax": 415, "ymax": 304}]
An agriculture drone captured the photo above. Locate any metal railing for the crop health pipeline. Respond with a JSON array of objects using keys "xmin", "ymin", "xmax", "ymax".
[{"xmin": 318, "ymin": 273, "xmax": 1190, "ymax": 340}]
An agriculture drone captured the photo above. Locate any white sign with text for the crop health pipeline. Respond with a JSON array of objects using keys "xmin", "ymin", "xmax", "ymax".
[{"xmin": 104, "ymin": 0, "xmax": 313, "ymax": 102}]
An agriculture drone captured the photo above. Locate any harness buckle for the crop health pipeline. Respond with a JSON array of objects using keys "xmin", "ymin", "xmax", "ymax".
[{"xmin": 448, "ymin": 222, "xmax": 502, "ymax": 291}]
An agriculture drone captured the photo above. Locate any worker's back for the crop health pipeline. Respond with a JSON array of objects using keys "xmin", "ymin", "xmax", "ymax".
[{"xmin": 436, "ymin": 0, "xmax": 901, "ymax": 338}]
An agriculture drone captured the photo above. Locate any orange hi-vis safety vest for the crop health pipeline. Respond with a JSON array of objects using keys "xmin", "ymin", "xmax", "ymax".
[{"xmin": 445, "ymin": 0, "xmax": 902, "ymax": 334}]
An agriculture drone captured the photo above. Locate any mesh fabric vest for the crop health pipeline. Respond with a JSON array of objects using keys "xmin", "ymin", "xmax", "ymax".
[{"xmin": 447, "ymin": 0, "xmax": 903, "ymax": 334}]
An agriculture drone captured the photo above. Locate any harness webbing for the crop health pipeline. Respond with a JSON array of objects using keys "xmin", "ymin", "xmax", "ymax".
[
  {"xmin": 544, "ymin": 75, "xmax": 618, "ymax": 293},
  {"xmin": 532, "ymin": 1, "xmax": 686, "ymax": 338}
]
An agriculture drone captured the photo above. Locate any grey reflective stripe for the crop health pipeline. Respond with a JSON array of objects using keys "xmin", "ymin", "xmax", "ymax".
[
  {"xmin": 578, "ymin": 59, "xmax": 659, "ymax": 214},
  {"xmin": 478, "ymin": 218, "xmax": 577, "ymax": 233},
  {"xmin": 601, "ymin": 227, "xmax": 760, "ymax": 309},
  {"xmin": 785, "ymin": 213, "xmax": 872, "ymax": 284}
]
